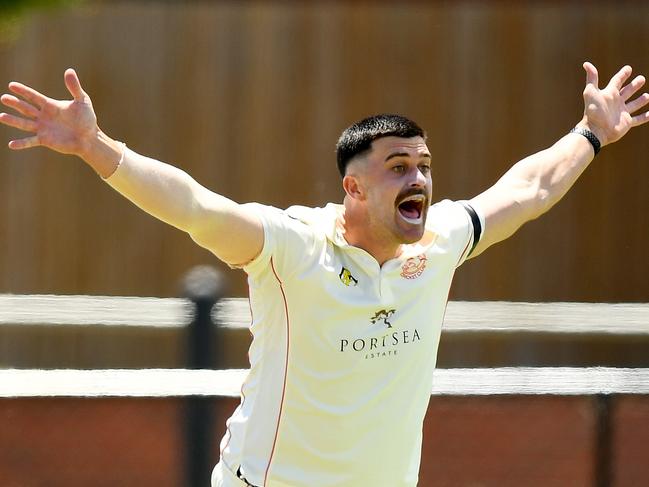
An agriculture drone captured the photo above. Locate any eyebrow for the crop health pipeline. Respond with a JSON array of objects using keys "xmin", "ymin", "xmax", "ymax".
[{"xmin": 385, "ymin": 152, "xmax": 432, "ymax": 162}]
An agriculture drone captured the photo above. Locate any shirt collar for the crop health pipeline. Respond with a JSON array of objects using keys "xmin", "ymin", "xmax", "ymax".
[{"xmin": 285, "ymin": 203, "xmax": 438, "ymax": 255}]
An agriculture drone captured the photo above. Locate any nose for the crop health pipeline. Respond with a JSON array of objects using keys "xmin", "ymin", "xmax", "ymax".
[{"xmin": 409, "ymin": 166, "xmax": 427, "ymax": 188}]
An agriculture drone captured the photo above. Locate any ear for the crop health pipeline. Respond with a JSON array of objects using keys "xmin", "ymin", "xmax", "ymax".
[{"xmin": 342, "ymin": 174, "xmax": 365, "ymax": 200}]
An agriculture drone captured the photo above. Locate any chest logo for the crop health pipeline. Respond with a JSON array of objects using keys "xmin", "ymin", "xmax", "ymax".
[
  {"xmin": 339, "ymin": 267, "xmax": 358, "ymax": 287},
  {"xmin": 370, "ymin": 309, "xmax": 396, "ymax": 328},
  {"xmin": 400, "ymin": 254, "xmax": 427, "ymax": 279}
]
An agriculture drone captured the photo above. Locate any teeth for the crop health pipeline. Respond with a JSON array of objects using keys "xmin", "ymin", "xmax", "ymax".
[
  {"xmin": 399, "ymin": 195, "xmax": 425, "ymax": 204},
  {"xmin": 397, "ymin": 194, "xmax": 426, "ymax": 224}
]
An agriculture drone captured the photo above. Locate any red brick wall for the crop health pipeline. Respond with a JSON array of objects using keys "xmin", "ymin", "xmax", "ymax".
[
  {"xmin": 0, "ymin": 397, "xmax": 238, "ymax": 487},
  {"xmin": 0, "ymin": 396, "xmax": 647, "ymax": 486},
  {"xmin": 612, "ymin": 396, "xmax": 649, "ymax": 487},
  {"xmin": 421, "ymin": 396, "xmax": 596, "ymax": 486}
]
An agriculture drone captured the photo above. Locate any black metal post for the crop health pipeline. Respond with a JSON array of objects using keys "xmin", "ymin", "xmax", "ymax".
[
  {"xmin": 182, "ymin": 266, "xmax": 225, "ymax": 487},
  {"xmin": 595, "ymin": 394, "xmax": 614, "ymax": 487}
]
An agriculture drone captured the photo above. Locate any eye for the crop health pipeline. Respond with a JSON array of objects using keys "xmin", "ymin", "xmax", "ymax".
[
  {"xmin": 419, "ymin": 164, "xmax": 431, "ymax": 174},
  {"xmin": 391, "ymin": 165, "xmax": 405, "ymax": 173}
]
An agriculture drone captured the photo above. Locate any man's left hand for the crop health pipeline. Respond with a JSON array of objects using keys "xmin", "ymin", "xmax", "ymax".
[{"xmin": 580, "ymin": 62, "xmax": 649, "ymax": 146}]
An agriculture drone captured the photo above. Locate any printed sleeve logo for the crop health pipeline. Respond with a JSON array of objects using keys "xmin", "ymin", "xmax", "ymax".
[
  {"xmin": 339, "ymin": 267, "xmax": 358, "ymax": 286},
  {"xmin": 370, "ymin": 309, "xmax": 396, "ymax": 328},
  {"xmin": 400, "ymin": 254, "xmax": 427, "ymax": 279}
]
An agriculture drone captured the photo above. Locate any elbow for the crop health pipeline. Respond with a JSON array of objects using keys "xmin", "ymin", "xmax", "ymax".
[
  {"xmin": 515, "ymin": 182, "xmax": 554, "ymax": 223},
  {"xmin": 535, "ymin": 187, "xmax": 554, "ymax": 217},
  {"xmin": 185, "ymin": 189, "xmax": 236, "ymax": 241}
]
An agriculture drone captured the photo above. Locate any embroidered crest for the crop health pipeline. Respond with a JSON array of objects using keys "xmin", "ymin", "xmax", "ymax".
[
  {"xmin": 400, "ymin": 254, "xmax": 427, "ymax": 279},
  {"xmin": 339, "ymin": 267, "xmax": 358, "ymax": 287}
]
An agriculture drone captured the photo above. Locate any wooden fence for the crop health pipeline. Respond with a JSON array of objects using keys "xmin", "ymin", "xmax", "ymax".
[
  {"xmin": 1, "ymin": 1, "xmax": 649, "ymax": 300},
  {"xmin": 2, "ymin": 294, "xmax": 648, "ymax": 369}
]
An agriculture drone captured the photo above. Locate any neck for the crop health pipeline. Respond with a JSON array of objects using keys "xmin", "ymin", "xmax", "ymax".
[{"xmin": 342, "ymin": 197, "xmax": 403, "ymax": 266}]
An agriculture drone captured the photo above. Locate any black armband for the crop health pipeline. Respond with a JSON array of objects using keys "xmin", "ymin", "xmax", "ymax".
[{"xmin": 570, "ymin": 127, "xmax": 601, "ymax": 156}]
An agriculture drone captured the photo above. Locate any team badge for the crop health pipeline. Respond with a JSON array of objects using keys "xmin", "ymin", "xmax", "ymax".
[
  {"xmin": 370, "ymin": 309, "xmax": 396, "ymax": 328},
  {"xmin": 339, "ymin": 267, "xmax": 358, "ymax": 287},
  {"xmin": 400, "ymin": 254, "xmax": 427, "ymax": 279}
]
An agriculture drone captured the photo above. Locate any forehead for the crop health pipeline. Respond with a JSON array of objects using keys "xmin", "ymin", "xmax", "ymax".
[{"xmin": 368, "ymin": 136, "xmax": 430, "ymax": 160}]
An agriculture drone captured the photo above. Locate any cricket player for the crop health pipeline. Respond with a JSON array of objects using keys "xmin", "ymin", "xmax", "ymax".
[{"xmin": 1, "ymin": 62, "xmax": 647, "ymax": 486}]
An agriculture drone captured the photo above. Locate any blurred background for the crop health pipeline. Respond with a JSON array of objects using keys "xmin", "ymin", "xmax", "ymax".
[
  {"xmin": 1, "ymin": 0, "xmax": 649, "ymax": 301},
  {"xmin": 1, "ymin": 1, "xmax": 649, "ymax": 486}
]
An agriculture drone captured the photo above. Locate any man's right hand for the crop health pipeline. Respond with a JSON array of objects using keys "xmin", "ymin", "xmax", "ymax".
[{"xmin": 0, "ymin": 68, "xmax": 99, "ymax": 158}]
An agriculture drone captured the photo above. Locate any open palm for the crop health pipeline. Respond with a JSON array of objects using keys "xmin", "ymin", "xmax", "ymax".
[
  {"xmin": 0, "ymin": 69, "xmax": 98, "ymax": 156},
  {"xmin": 582, "ymin": 62, "xmax": 649, "ymax": 146}
]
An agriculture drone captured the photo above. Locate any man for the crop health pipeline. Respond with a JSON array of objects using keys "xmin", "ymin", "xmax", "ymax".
[{"xmin": 1, "ymin": 63, "xmax": 648, "ymax": 486}]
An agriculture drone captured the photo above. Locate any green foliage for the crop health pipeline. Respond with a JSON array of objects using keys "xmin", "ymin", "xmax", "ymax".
[
  {"xmin": 0, "ymin": 0, "xmax": 81, "ymax": 15},
  {"xmin": 0, "ymin": 0, "xmax": 84, "ymax": 42}
]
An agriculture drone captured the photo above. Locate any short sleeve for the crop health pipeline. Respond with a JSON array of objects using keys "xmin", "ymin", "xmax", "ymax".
[
  {"xmin": 241, "ymin": 203, "xmax": 320, "ymax": 280},
  {"xmin": 425, "ymin": 199, "xmax": 485, "ymax": 268}
]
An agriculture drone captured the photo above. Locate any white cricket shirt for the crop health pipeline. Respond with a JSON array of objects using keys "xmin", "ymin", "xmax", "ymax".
[{"xmin": 215, "ymin": 200, "xmax": 482, "ymax": 487}]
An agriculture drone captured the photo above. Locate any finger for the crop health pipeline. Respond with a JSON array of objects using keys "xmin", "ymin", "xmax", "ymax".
[
  {"xmin": 64, "ymin": 68, "xmax": 86, "ymax": 101},
  {"xmin": 607, "ymin": 65, "xmax": 633, "ymax": 91},
  {"xmin": 8, "ymin": 135, "xmax": 40, "ymax": 150},
  {"xmin": 1, "ymin": 94, "xmax": 40, "ymax": 118},
  {"xmin": 8, "ymin": 81, "xmax": 48, "ymax": 108},
  {"xmin": 0, "ymin": 112, "xmax": 37, "ymax": 132},
  {"xmin": 627, "ymin": 92, "xmax": 649, "ymax": 114},
  {"xmin": 583, "ymin": 61, "xmax": 599, "ymax": 89},
  {"xmin": 620, "ymin": 75, "xmax": 646, "ymax": 102},
  {"xmin": 631, "ymin": 110, "xmax": 649, "ymax": 128}
]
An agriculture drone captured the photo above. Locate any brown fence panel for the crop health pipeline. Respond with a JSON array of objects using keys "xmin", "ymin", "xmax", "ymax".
[{"xmin": 1, "ymin": 2, "xmax": 648, "ymax": 300}]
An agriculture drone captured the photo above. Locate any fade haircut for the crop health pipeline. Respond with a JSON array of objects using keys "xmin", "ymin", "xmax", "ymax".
[{"xmin": 336, "ymin": 114, "xmax": 426, "ymax": 177}]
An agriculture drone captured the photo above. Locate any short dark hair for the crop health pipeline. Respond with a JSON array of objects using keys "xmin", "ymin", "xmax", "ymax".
[{"xmin": 335, "ymin": 114, "xmax": 426, "ymax": 177}]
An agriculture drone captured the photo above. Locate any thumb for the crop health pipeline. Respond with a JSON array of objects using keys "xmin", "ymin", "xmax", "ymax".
[
  {"xmin": 64, "ymin": 68, "xmax": 87, "ymax": 101},
  {"xmin": 583, "ymin": 61, "xmax": 599, "ymax": 89}
]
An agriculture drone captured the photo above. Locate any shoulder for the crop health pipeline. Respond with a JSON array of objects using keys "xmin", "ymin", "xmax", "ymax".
[
  {"xmin": 425, "ymin": 199, "xmax": 472, "ymax": 236},
  {"xmin": 240, "ymin": 202, "xmax": 335, "ymax": 276},
  {"xmin": 422, "ymin": 199, "xmax": 482, "ymax": 267},
  {"xmin": 243, "ymin": 203, "xmax": 337, "ymax": 232}
]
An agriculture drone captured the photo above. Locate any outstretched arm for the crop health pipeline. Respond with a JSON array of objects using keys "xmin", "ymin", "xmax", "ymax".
[
  {"xmin": 0, "ymin": 69, "xmax": 263, "ymax": 267},
  {"xmin": 468, "ymin": 62, "xmax": 649, "ymax": 258}
]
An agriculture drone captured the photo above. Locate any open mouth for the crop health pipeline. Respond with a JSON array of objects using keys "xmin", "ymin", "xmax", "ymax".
[{"xmin": 397, "ymin": 194, "xmax": 426, "ymax": 224}]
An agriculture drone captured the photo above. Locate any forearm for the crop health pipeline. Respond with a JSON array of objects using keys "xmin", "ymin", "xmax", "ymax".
[
  {"xmin": 104, "ymin": 149, "xmax": 201, "ymax": 232},
  {"xmin": 497, "ymin": 129, "xmax": 596, "ymax": 219},
  {"xmin": 466, "ymin": 63, "xmax": 648, "ymax": 259},
  {"xmin": 0, "ymin": 70, "xmax": 264, "ymax": 265},
  {"xmin": 470, "ymin": 128, "xmax": 596, "ymax": 256},
  {"xmin": 83, "ymin": 133, "xmax": 227, "ymax": 234},
  {"xmin": 79, "ymin": 131, "xmax": 263, "ymax": 265},
  {"xmin": 79, "ymin": 129, "xmax": 124, "ymax": 178}
]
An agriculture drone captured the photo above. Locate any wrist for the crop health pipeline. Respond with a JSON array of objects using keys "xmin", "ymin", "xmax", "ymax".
[
  {"xmin": 79, "ymin": 129, "xmax": 124, "ymax": 178},
  {"xmin": 76, "ymin": 126, "xmax": 100, "ymax": 160},
  {"xmin": 575, "ymin": 117, "xmax": 607, "ymax": 147},
  {"xmin": 570, "ymin": 126, "xmax": 601, "ymax": 156},
  {"xmin": 571, "ymin": 119, "xmax": 604, "ymax": 156}
]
